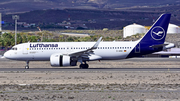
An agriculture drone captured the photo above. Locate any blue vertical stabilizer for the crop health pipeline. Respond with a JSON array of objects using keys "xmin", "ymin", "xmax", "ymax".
[{"xmin": 127, "ymin": 14, "xmax": 171, "ymax": 58}]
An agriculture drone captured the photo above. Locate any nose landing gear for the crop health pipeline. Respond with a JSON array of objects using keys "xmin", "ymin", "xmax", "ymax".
[{"xmin": 25, "ymin": 61, "xmax": 29, "ymax": 69}]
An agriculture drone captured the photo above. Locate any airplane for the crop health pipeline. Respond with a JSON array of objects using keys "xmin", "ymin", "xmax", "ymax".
[{"xmin": 2, "ymin": 13, "xmax": 175, "ymax": 69}]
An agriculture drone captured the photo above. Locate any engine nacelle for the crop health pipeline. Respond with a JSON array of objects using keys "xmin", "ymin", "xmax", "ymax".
[{"xmin": 50, "ymin": 53, "xmax": 77, "ymax": 67}]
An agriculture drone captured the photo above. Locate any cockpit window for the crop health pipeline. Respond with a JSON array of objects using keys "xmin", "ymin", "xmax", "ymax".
[{"xmin": 11, "ymin": 47, "xmax": 17, "ymax": 50}]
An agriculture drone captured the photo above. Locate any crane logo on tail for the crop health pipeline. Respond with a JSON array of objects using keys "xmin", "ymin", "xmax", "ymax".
[{"xmin": 151, "ymin": 26, "xmax": 165, "ymax": 40}]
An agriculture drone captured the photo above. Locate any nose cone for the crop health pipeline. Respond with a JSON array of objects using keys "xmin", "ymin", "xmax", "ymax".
[{"xmin": 3, "ymin": 51, "xmax": 11, "ymax": 59}]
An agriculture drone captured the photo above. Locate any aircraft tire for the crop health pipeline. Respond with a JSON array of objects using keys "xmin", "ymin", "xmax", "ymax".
[
  {"xmin": 79, "ymin": 64, "xmax": 83, "ymax": 69},
  {"xmin": 79, "ymin": 64, "xmax": 89, "ymax": 69},
  {"xmin": 25, "ymin": 66, "xmax": 29, "ymax": 69},
  {"xmin": 84, "ymin": 64, "xmax": 89, "ymax": 69}
]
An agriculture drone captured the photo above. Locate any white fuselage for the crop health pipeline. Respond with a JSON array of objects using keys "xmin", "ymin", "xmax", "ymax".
[{"xmin": 4, "ymin": 41, "xmax": 139, "ymax": 61}]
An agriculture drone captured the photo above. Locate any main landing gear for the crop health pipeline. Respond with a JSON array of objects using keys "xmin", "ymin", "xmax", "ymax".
[
  {"xmin": 79, "ymin": 62, "xmax": 89, "ymax": 69},
  {"xmin": 25, "ymin": 61, "xmax": 29, "ymax": 69},
  {"xmin": 80, "ymin": 64, "xmax": 89, "ymax": 69}
]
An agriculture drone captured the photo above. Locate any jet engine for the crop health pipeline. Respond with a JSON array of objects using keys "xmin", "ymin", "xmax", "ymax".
[{"xmin": 50, "ymin": 53, "xmax": 77, "ymax": 67}]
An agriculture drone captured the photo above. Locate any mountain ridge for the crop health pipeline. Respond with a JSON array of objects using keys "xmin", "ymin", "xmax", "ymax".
[
  {"xmin": 2, "ymin": 8, "xmax": 180, "ymax": 30},
  {"xmin": 0, "ymin": 0, "xmax": 179, "ymax": 14}
]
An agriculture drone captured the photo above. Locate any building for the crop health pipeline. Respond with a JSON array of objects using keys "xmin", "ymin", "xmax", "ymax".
[
  {"xmin": 123, "ymin": 23, "xmax": 147, "ymax": 38},
  {"xmin": 167, "ymin": 24, "xmax": 180, "ymax": 34}
]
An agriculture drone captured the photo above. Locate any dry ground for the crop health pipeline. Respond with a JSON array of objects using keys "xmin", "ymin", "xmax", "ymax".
[{"xmin": 0, "ymin": 58, "xmax": 180, "ymax": 101}]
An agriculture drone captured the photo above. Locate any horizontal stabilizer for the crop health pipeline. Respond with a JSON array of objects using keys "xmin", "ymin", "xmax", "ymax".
[
  {"xmin": 150, "ymin": 42, "xmax": 175, "ymax": 50},
  {"xmin": 150, "ymin": 44, "xmax": 168, "ymax": 48}
]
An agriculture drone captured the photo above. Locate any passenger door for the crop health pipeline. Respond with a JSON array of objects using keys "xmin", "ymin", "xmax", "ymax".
[{"xmin": 23, "ymin": 44, "xmax": 28, "ymax": 54}]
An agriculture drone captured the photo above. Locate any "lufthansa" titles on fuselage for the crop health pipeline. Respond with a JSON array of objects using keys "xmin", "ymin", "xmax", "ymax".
[{"xmin": 30, "ymin": 44, "xmax": 58, "ymax": 48}]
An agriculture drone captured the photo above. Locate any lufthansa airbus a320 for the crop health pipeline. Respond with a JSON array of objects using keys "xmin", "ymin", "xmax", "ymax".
[{"xmin": 3, "ymin": 14, "xmax": 175, "ymax": 69}]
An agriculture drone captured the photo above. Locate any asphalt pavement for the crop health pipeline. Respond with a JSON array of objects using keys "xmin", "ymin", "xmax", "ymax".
[{"xmin": 0, "ymin": 68, "xmax": 179, "ymax": 72}]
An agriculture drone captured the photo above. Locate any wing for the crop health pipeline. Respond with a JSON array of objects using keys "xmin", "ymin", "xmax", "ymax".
[{"xmin": 66, "ymin": 37, "xmax": 102, "ymax": 59}]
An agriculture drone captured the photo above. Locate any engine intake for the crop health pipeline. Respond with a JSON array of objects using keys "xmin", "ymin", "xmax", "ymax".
[{"xmin": 50, "ymin": 54, "xmax": 77, "ymax": 67}]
